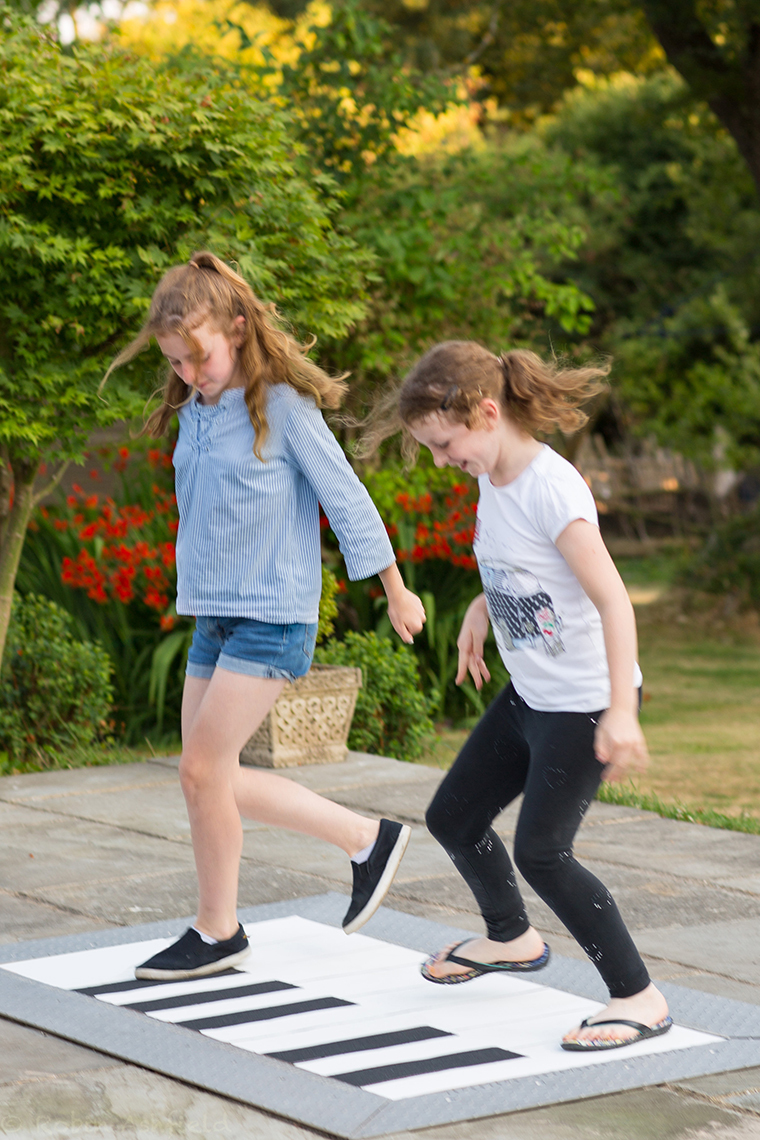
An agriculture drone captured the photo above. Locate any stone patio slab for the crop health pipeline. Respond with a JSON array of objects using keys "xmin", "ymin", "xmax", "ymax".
[
  {"xmin": 0, "ymin": 815, "xmax": 195, "ymax": 893},
  {"xmin": 635, "ymin": 917, "xmax": 760, "ymax": 985}
]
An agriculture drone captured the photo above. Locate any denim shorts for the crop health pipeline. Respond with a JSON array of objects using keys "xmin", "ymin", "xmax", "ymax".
[{"xmin": 186, "ymin": 616, "xmax": 318, "ymax": 682}]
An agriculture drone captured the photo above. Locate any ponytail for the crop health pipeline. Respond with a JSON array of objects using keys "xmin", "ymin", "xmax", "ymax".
[
  {"xmin": 359, "ymin": 340, "xmax": 608, "ymax": 462},
  {"xmin": 497, "ymin": 349, "xmax": 608, "ymax": 435}
]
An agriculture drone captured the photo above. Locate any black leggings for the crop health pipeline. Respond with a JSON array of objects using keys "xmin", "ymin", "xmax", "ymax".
[{"xmin": 426, "ymin": 684, "xmax": 650, "ymax": 999}]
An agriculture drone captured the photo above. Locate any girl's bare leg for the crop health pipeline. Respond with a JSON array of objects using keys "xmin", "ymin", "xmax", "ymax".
[{"xmin": 180, "ymin": 669, "xmax": 380, "ymax": 942}]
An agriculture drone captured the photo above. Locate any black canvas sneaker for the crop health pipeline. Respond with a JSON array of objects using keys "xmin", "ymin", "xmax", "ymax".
[
  {"xmin": 135, "ymin": 923, "xmax": 250, "ymax": 980},
  {"xmin": 343, "ymin": 819, "xmax": 411, "ymax": 934}
]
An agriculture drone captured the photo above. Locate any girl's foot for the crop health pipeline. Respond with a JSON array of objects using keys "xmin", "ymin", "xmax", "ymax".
[
  {"xmin": 343, "ymin": 820, "xmax": 411, "ymax": 934},
  {"xmin": 562, "ymin": 983, "xmax": 670, "ymax": 1048},
  {"xmin": 135, "ymin": 924, "xmax": 250, "ymax": 980},
  {"xmin": 423, "ymin": 929, "xmax": 547, "ymax": 982}
]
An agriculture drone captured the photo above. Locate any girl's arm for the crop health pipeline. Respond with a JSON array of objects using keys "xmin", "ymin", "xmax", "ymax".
[
  {"xmin": 555, "ymin": 519, "xmax": 648, "ymax": 783},
  {"xmin": 378, "ymin": 563, "xmax": 426, "ymax": 644},
  {"xmin": 455, "ymin": 593, "xmax": 492, "ymax": 690},
  {"xmin": 282, "ymin": 400, "xmax": 425, "ymax": 643}
]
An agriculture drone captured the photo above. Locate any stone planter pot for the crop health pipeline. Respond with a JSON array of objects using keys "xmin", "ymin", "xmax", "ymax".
[{"xmin": 240, "ymin": 664, "xmax": 362, "ymax": 768}]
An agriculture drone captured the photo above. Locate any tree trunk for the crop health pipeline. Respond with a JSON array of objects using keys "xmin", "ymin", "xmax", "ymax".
[
  {"xmin": 641, "ymin": 1, "xmax": 760, "ymax": 198},
  {"xmin": 0, "ymin": 470, "xmax": 36, "ymax": 671}
]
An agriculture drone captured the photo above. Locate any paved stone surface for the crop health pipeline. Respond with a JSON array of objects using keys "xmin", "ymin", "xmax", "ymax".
[{"xmin": 1, "ymin": 751, "xmax": 760, "ymax": 1138}]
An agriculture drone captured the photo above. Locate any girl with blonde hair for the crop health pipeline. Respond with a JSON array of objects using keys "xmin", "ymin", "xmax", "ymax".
[{"xmin": 106, "ymin": 252, "xmax": 424, "ymax": 979}]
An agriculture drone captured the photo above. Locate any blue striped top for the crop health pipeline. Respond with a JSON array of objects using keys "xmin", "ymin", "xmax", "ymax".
[{"xmin": 173, "ymin": 384, "xmax": 395, "ymax": 622}]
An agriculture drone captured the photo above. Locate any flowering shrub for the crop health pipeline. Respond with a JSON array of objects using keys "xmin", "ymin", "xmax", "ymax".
[
  {"xmin": 390, "ymin": 482, "xmax": 477, "ymax": 571},
  {"xmin": 20, "ymin": 444, "xmax": 350, "ymax": 744},
  {"xmin": 19, "ymin": 444, "xmax": 190, "ymax": 743},
  {"xmin": 21, "ymin": 437, "xmax": 496, "ymax": 739},
  {"xmin": 56, "ymin": 481, "xmax": 178, "ymax": 618},
  {"xmin": 340, "ymin": 455, "xmax": 507, "ymax": 722}
]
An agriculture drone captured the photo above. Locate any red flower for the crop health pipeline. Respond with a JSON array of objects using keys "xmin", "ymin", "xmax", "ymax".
[
  {"xmin": 144, "ymin": 586, "xmax": 168, "ymax": 611},
  {"xmin": 160, "ymin": 614, "xmax": 176, "ymax": 631}
]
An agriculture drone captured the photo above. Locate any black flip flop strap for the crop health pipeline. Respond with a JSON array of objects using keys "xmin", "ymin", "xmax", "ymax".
[
  {"xmin": 445, "ymin": 952, "xmax": 491, "ymax": 971},
  {"xmin": 580, "ymin": 1017, "xmax": 655, "ymax": 1033}
]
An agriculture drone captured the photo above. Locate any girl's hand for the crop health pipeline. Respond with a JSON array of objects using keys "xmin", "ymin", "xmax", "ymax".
[
  {"xmin": 378, "ymin": 562, "xmax": 426, "ymax": 644},
  {"xmin": 455, "ymin": 595, "xmax": 492, "ymax": 690},
  {"xmin": 594, "ymin": 706, "xmax": 649, "ymax": 783},
  {"xmin": 387, "ymin": 587, "xmax": 427, "ymax": 644}
]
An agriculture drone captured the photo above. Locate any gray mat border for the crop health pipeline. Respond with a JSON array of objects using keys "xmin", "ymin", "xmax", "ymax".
[{"xmin": 0, "ymin": 892, "xmax": 759, "ymax": 1138}]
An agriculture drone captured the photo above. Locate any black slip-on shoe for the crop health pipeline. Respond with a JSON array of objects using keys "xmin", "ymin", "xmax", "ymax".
[
  {"xmin": 134, "ymin": 923, "xmax": 250, "ymax": 980},
  {"xmin": 342, "ymin": 819, "xmax": 411, "ymax": 935}
]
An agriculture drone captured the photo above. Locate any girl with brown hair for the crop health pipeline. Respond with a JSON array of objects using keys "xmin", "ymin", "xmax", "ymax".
[
  {"xmin": 105, "ymin": 252, "xmax": 424, "ymax": 979},
  {"xmin": 372, "ymin": 339, "xmax": 670, "ymax": 1051}
]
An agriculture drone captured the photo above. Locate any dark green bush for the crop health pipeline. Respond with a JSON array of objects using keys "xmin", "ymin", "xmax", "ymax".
[
  {"xmin": 678, "ymin": 509, "xmax": 760, "ymax": 608},
  {"xmin": 315, "ymin": 630, "xmax": 436, "ymax": 761},
  {"xmin": 0, "ymin": 594, "xmax": 114, "ymax": 767}
]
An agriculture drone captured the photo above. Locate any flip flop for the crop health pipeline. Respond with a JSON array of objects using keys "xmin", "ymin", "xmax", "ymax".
[
  {"xmin": 561, "ymin": 1015, "xmax": 673, "ymax": 1052},
  {"xmin": 420, "ymin": 939, "xmax": 551, "ymax": 985}
]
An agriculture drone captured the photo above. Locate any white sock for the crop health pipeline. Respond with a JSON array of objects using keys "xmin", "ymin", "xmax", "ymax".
[
  {"xmin": 192, "ymin": 926, "xmax": 219, "ymax": 945},
  {"xmin": 351, "ymin": 838, "xmax": 377, "ymax": 865}
]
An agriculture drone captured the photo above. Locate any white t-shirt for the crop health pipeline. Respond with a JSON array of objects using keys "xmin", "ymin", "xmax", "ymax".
[{"xmin": 473, "ymin": 444, "xmax": 642, "ymax": 712}]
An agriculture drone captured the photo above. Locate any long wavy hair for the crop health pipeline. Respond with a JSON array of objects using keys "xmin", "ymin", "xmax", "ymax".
[
  {"xmin": 361, "ymin": 340, "xmax": 609, "ymax": 462},
  {"xmin": 103, "ymin": 251, "xmax": 347, "ymax": 459}
]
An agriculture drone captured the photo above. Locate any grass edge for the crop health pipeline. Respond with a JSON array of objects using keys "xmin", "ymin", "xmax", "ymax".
[{"xmin": 596, "ymin": 781, "xmax": 760, "ymax": 835}]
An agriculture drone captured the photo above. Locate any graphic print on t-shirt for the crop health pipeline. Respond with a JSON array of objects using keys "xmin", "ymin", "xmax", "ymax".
[{"xmin": 480, "ymin": 562, "xmax": 564, "ymax": 659}]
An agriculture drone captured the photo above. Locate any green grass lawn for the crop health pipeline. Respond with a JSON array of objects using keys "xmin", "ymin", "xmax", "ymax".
[
  {"xmin": 420, "ymin": 551, "xmax": 760, "ymax": 826},
  {"xmin": 633, "ymin": 601, "xmax": 760, "ymax": 818}
]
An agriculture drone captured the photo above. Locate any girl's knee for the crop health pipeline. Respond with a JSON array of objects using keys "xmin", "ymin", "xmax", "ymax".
[
  {"xmin": 179, "ymin": 747, "xmax": 210, "ymax": 797},
  {"xmin": 425, "ymin": 796, "xmax": 451, "ymax": 844},
  {"xmin": 514, "ymin": 835, "xmax": 566, "ymax": 886},
  {"xmin": 425, "ymin": 792, "xmax": 485, "ymax": 848}
]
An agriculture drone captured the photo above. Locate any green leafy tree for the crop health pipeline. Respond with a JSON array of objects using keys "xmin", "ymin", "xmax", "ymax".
[
  {"xmin": 274, "ymin": 0, "xmax": 450, "ymax": 180},
  {"xmin": 345, "ymin": 0, "xmax": 660, "ymax": 116},
  {"xmin": 0, "ymin": 11, "xmax": 368, "ymax": 668},
  {"xmin": 639, "ymin": 1, "xmax": 760, "ymax": 197},
  {"xmin": 302, "ymin": 1, "xmax": 760, "ymax": 200},
  {"xmin": 335, "ymin": 136, "xmax": 602, "ymax": 388},
  {"xmin": 544, "ymin": 72, "xmax": 760, "ymax": 468}
]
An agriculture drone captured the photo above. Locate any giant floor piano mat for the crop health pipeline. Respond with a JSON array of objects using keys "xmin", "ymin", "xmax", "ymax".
[{"xmin": 1, "ymin": 895, "xmax": 759, "ymax": 1138}]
